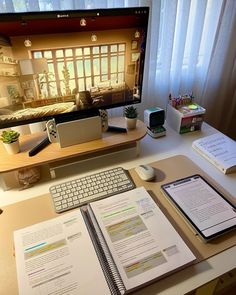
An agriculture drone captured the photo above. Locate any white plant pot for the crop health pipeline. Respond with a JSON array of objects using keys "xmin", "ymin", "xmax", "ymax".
[
  {"xmin": 3, "ymin": 140, "xmax": 20, "ymax": 154},
  {"xmin": 125, "ymin": 117, "xmax": 137, "ymax": 130}
]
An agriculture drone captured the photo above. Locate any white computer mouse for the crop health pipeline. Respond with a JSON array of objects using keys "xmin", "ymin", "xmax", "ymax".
[{"xmin": 135, "ymin": 165, "xmax": 155, "ymax": 181}]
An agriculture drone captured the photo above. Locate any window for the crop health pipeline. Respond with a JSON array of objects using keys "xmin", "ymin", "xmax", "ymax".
[{"xmin": 32, "ymin": 43, "xmax": 126, "ymax": 97}]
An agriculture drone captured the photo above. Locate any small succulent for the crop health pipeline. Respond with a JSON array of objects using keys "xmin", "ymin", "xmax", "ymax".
[
  {"xmin": 124, "ymin": 106, "xmax": 138, "ymax": 119},
  {"xmin": 0, "ymin": 129, "xmax": 20, "ymax": 144}
]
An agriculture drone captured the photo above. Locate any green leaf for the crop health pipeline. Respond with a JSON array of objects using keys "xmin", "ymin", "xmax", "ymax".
[{"xmin": 0, "ymin": 129, "xmax": 20, "ymax": 143}]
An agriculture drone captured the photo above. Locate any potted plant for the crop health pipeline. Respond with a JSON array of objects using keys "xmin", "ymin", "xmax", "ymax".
[
  {"xmin": 124, "ymin": 106, "xmax": 138, "ymax": 129},
  {"xmin": 0, "ymin": 129, "xmax": 20, "ymax": 154}
]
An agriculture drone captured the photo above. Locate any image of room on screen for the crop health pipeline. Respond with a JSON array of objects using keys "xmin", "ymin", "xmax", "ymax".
[{"xmin": 0, "ymin": 8, "xmax": 148, "ymax": 128}]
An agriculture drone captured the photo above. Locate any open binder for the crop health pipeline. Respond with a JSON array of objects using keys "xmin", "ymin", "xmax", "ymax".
[{"xmin": 14, "ymin": 187, "xmax": 196, "ymax": 295}]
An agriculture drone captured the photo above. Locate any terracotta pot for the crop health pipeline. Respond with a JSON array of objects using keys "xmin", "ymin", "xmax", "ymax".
[{"xmin": 3, "ymin": 140, "xmax": 20, "ymax": 154}]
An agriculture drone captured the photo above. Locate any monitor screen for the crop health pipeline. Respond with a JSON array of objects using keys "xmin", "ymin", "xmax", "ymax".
[{"xmin": 0, "ymin": 7, "xmax": 149, "ymax": 128}]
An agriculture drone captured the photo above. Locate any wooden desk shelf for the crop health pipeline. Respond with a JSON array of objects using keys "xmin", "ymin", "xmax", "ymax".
[{"xmin": 0, "ymin": 118, "xmax": 146, "ymax": 186}]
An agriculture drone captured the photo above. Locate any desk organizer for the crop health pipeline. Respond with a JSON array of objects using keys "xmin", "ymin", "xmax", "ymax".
[{"xmin": 166, "ymin": 97, "xmax": 206, "ymax": 134}]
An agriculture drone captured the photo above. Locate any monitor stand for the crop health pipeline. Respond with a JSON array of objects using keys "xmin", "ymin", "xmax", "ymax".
[{"xmin": 0, "ymin": 117, "xmax": 147, "ymax": 189}]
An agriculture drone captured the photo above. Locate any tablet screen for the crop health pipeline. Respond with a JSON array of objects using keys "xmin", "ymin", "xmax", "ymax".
[{"xmin": 161, "ymin": 175, "xmax": 236, "ymax": 241}]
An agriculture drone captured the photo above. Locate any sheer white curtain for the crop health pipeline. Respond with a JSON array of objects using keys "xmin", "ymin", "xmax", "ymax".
[
  {"xmin": 146, "ymin": 0, "xmax": 236, "ymax": 140},
  {"xmin": 1, "ymin": 0, "xmax": 235, "ymax": 139}
]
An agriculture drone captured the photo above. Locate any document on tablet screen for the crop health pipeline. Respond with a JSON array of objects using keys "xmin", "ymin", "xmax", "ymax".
[{"xmin": 161, "ymin": 175, "xmax": 236, "ymax": 240}]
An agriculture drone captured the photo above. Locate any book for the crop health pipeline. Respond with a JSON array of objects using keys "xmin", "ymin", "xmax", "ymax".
[
  {"xmin": 14, "ymin": 187, "xmax": 196, "ymax": 295},
  {"xmin": 192, "ymin": 133, "xmax": 236, "ymax": 174}
]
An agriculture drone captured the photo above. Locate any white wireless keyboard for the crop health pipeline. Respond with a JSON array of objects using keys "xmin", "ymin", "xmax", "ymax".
[{"xmin": 49, "ymin": 167, "xmax": 135, "ymax": 213}]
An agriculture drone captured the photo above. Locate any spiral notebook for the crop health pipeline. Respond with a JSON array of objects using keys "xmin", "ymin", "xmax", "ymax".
[{"xmin": 14, "ymin": 187, "xmax": 196, "ymax": 295}]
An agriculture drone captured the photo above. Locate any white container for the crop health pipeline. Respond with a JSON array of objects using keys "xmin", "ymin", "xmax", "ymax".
[
  {"xmin": 125, "ymin": 117, "xmax": 137, "ymax": 129},
  {"xmin": 166, "ymin": 104, "xmax": 205, "ymax": 134},
  {"xmin": 3, "ymin": 140, "xmax": 20, "ymax": 154}
]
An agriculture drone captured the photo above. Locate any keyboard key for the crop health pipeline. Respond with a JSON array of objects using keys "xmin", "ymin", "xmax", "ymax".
[{"xmin": 49, "ymin": 167, "xmax": 135, "ymax": 213}]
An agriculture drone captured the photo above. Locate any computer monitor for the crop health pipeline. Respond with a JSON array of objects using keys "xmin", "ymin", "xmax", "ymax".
[{"xmin": 0, "ymin": 7, "xmax": 149, "ymax": 129}]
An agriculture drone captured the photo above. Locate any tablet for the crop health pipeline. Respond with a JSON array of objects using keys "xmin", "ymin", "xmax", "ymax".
[{"xmin": 161, "ymin": 174, "xmax": 236, "ymax": 242}]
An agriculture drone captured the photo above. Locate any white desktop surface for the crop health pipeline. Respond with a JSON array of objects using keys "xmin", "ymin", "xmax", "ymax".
[{"xmin": 0, "ymin": 121, "xmax": 236, "ymax": 294}]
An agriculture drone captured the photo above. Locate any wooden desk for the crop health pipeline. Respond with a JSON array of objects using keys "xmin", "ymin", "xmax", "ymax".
[
  {"xmin": 0, "ymin": 155, "xmax": 235, "ymax": 295},
  {"xmin": 0, "ymin": 118, "xmax": 146, "ymax": 187}
]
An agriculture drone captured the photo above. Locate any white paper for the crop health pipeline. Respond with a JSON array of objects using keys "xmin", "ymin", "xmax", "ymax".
[
  {"xmin": 89, "ymin": 187, "xmax": 196, "ymax": 291},
  {"xmin": 14, "ymin": 210, "xmax": 110, "ymax": 295},
  {"xmin": 163, "ymin": 175, "xmax": 236, "ymax": 238}
]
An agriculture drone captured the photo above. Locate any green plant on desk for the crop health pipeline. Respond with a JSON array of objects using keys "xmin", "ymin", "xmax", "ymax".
[
  {"xmin": 0, "ymin": 129, "xmax": 20, "ymax": 154},
  {"xmin": 124, "ymin": 105, "xmax": 138, "ymax": 118},
  {"xmin": 124, "ymin": 106, "xmax": 138, "ymax": 129},
  {"xmin": 0, "ymin": 129, "xmax": 20, "ymax": 143}
]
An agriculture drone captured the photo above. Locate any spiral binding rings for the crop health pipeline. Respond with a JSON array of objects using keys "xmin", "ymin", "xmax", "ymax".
[{"xmin": 81, "ymin": 208, "xmax": 126, "ymax": 295}]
